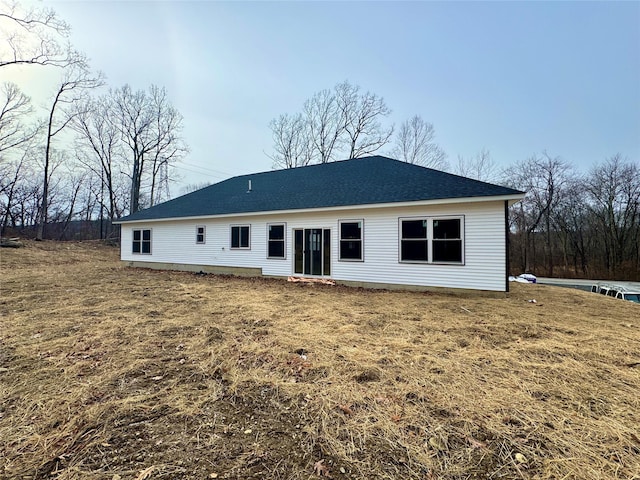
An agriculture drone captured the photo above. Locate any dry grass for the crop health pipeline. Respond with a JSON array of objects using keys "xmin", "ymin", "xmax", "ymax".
[{"xmin": 1, "ymin": 241, "xmax": 639, "ymax": 480}]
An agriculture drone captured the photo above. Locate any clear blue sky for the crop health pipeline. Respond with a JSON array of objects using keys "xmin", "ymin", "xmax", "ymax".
[{"xmin": 38, "ymin": 1, "xmax": 640, "ymax": 187}]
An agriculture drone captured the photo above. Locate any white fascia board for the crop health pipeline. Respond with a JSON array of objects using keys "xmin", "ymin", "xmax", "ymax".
[{"xmin": 114, "ymin": 193, "xmax": 525, "ymax": 224}]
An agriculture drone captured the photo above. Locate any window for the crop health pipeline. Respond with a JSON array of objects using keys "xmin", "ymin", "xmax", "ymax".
[
  {"xmin": 432, "ymin": 219, "xmax": 462, "ymax": 263},
  {"xmin": 267, "ymin": 223, "xmax": 285, "ymax": 258},
  {"xmin": 400, "ymin": 219, "xmax": 428, "ymax": 262},
  {"xmin": 132, "ymin": 229, "xmax": 151, "ymax": 254},
  {"xmin": 231, "ymin": 225, "xmax": 250, "ymax": 249},
  {"xmin": 339, "ymin": 220, "xmax": 363, "ymax": 261},
  {"xmin": 399, "ymin": 217, "xmax": 464, "ymax": 264},
  {"xmin": 196, "ymin": 225, "xmax": 206, "ymax": 244}
]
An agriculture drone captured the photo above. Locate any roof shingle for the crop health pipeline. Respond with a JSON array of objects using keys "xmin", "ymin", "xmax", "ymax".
[{"xmin": 117, "ymin": 156, "xmax": 523, "ymax": 222}]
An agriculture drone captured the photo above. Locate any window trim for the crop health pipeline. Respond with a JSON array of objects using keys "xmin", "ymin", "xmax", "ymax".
[
  {"xmin": 230, "ymin": 224, "xmax": 251, "ymax": 250},
  {"xmin": 196, "ymin": 225, "xmax": 206, "ymax": 244},
  {"xmin": 132, "ymin": 228, "xmax": 152, "ymax": 255},
  {"xmin": 267, "ymin": 222, "xmax": 286, "ymax": 259},
  {"xmin": 338, "ymin": 219, "xmax": 364, "ymax": 262},
  {"xmin": 398, "ymin": 216, "xmax": 465, "ymax": 265}
]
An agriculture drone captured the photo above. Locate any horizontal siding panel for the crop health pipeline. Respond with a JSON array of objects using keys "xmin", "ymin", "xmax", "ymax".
[{"xmin": 121, "ymin": 201, "xmax": 508, "ymax": 291}]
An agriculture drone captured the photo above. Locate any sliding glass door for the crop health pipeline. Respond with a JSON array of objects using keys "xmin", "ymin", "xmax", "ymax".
[{"xmin": 293, "ymin": 228, "xmax": 331, "ymax": 276}]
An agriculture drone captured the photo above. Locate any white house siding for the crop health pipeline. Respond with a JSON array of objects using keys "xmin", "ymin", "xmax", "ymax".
[{"xmin": 120, "ymin": 200, "xmax": 507, "ymax": 291}]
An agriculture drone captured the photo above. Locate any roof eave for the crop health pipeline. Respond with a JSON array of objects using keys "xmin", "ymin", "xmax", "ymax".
[{"xmin": 113, "ymin": 193, "xmax": 525, "ymax": 224}]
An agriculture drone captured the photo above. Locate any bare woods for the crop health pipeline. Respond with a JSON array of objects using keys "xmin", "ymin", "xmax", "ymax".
[
  {"xmin": 506, "ymin": 153, "xmax": 639, "ymax": 281},
  {"xmin": 0, "ymin": 2, "xmax": 187, "ymax": 241}
]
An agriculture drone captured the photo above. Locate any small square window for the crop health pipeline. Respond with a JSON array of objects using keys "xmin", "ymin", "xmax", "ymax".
[
  {"xmin": 339, "ymin": 220, "xmax": 363, "ymax": 261},
  {"xmin": 132, "ymin": 229, "xmax": 151, "ymax": 254},
  {"xmin": 196, "ymin": 225, "xmax": 206, "ymax": 244},
  {"xmin": 231, "ymin": 225, "xmax": 250, "ymax": 249}
]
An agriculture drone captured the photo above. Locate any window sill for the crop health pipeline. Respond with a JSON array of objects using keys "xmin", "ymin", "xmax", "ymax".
[
  {"xmin": 399, "ymin": 260, "xmax": 464, "ymax": 266},
  {"xmin": 267, "ymin": 256, "xmax": 286, "ymax": 260},
  {"xmin": 338, "ymin": 258, "xmax": 364, "ymax": 262}
]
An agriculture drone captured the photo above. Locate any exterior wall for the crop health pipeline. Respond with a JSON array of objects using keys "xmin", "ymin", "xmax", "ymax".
[{"xmin": 120, "ymin": 201, "xmax": 507, "ymax": 291}]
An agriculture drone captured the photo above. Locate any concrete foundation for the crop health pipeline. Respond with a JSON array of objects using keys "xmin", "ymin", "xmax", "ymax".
[{"xmin": 124, "ymin": 261, "xmax": 506, "ymax": 296}]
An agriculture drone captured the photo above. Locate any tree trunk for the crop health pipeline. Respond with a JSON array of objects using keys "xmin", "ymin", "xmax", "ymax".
[{"xmin": 37, "ymin": 88, "xmax": 64, "ymax": 241}]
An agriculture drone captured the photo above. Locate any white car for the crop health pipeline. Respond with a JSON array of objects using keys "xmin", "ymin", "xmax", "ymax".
[
  {"xmin": 517, "ymin": 273, "xmax": 537, "ymax": 283},
  {"xmin": 615, "ymin": 291, "xmax": 640, "ymax": 304}
]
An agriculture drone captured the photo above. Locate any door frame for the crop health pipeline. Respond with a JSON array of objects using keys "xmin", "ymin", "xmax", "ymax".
[{"xmin": 292, "ymin": 227, "xmax": 331, "ymax": 277}]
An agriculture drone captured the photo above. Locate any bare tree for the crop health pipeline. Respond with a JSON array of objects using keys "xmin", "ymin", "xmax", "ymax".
[
  {"xmin": 554, "ymin": 177, "xmax": 590, "ymax": 275},
  {"xmin": 180, "ymin": 182, "xmax": 212, "ymax": 195},
  {"xmin": 392, "ymin": 115, "xmax": 447, "ymax": 169},
  {"xmin": 268, "ymin": 113, "xmax": 314, "ymax": 169},
  {"xmin": 71, "ymin": 96, "xmax": 125, "ymax": 225},
  {"xmin": 0, "ymin": 82, "xmax": 39, "ymax": 154},
  {"xmin": 269, "ymin": 81, "xmax": 394, "ymax": 167},
  {"xmin": 335, "ymin": 81, "xmax": 393, "ymax": 159},
  {"xmin": 55, "ymin": 165, "xmax": 86, "ymax": 240},
  {"xmin": 0, "ymin": 147, "xmax": 31, "ymax": 235},
  {"xmin": 36, "ymin": 62, "xmax": 104, "ymax": 240},
  {"xmin": 303, "ymin": 88, "xmax": 343, "ymax": 163},
  {"xmin": 0, "ymin": 83, "xmax": 39, "ymax": 235},
  {"xmin": 147, "ymin": 86, "xmax": 188, "ymax": 206},
  {"xmin": 0, "ymin": 0, "xmax": 74, "ymax": 68},
  {"xmin": 110, "ymin": 84, "xmax": 187, "ymax": 214},
  {"xmin": 504, "ymin": 152, "xmax": 571, "ymax": 275},
  {"xmin": 454, "ymin": 148, "xmax": 500, "ymax": 182},
  {"xmin": 7, "ymin": 163, "xmax": 40, "ymax": 231},
  {"xmin": 584, "ymin": 154, "xmax": 640, "ymax": 276}
]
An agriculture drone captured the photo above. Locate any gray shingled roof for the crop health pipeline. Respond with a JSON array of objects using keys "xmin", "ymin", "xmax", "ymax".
[{"xmin": 117, "ymin": 156, "xmax": 523, "ymax": 222}]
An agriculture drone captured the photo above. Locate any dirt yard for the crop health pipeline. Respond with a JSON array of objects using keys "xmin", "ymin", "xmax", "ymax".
[{"xmin": 1, "ymin": 241, "xmax": 639, "ymax": 480}]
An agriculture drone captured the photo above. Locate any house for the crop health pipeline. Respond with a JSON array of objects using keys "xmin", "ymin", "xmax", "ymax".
[{"xmin": 114, "ymin": 156, "xmax": 524, "ymax": 292}]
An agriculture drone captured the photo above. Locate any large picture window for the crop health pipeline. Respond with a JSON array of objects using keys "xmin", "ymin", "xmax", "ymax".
[
  {"xmin": 339, "ymin": 220, "xmax": 363, "ymax": 261},
  {"xmin": 231, "ymin": 225, "xmax": 250, "ymax": 249},
  {"xmin": 399, "ymin": 217, "xmax": 464, "ymax": 264},
  {"xmin": 267, "ymin": 223, "xmax": 285, "ymax": 258},
  {"xmin": 132, "ymin": 229, "xmax": 151, "ymax": 254}
]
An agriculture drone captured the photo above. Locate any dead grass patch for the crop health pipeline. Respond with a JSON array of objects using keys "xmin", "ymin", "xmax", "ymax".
[{"xmin": 1, "ymin": 240, "xmax": 639, "ymax": 479}]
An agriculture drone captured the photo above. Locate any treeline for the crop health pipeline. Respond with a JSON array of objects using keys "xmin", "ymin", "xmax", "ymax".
[
  {"xmin": 5, "ymin": 219, "xmax": 116, "ymax": 242},
  {"xmin": 506, "ymin": 153, "xmax": 639, "ymax": 281},
  {"xmin": 0, "ymin": 2, "xmax": 187, "ymax": 240}
]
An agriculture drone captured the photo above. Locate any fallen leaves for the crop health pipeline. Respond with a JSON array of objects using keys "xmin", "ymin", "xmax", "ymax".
[
  {"xmin": 515, "ymin": 452, "xmax": 527, "ymax": 464},
  {"xmin": 314, "ymin": 459, "xmax": 332, "ymax": 477},
  {"xmin": 428, "ymin": 436, "xmax": 447, "ymax": 451},
  {"xmin": 286, "ymin": 354, "xmax": 312, "ymax": 378},
  {"xmin": 467, "ymin": 436, "xmax": 487, "ymax": 449},
  {"xmin": 135, "ymin": 466, "xmax": 155, "ymax": 480},
  {"xmin": 337, "ymin": 404, "xmax": 353, "ymax": 416}
]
